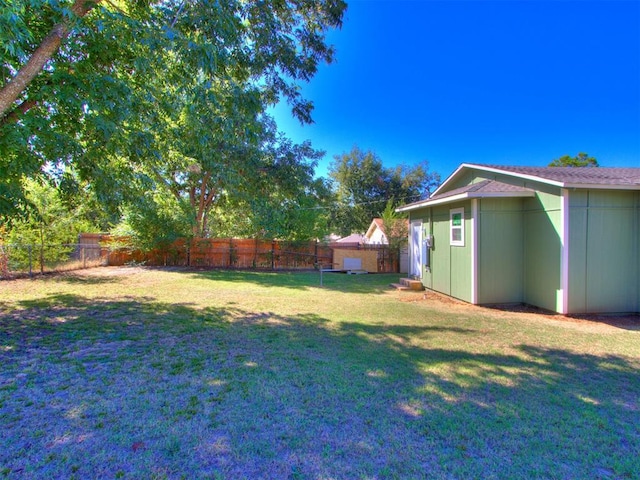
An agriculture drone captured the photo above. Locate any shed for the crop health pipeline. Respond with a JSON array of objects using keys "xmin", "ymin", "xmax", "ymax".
[{"xmin": 397, "ymin": 164, "xmax": 640, "ymax": 314}]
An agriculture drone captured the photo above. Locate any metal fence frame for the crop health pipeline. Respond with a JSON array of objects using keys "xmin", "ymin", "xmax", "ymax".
[
  {"xmin": 0, "ymin": 243, "xmax": 107, "ymax": 279},
  {"xmin": 1, "ymin": 238, "xmax": 403, "ymax": 279}
]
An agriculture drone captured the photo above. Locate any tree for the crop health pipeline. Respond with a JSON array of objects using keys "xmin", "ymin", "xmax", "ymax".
[
  {"xmin": 328, "ymin": 146, "xmax": 440, "ymax": 235},
  {"xmin": 549, "ymin": 152, "xmax": 599, "ymax": 167},
  {"xmin": 380, "ymin": 199, "xmax": 408, "ymax": 271},
  {"xmin": 118, "ymin": 99, "xmax": 331, "ymax": 244},
  {"xmin": 0, "ymin": 0, "xmax": 347, "ymax": 216},
  {"xmin": 5, "ymin": 177, "xmax": 97, "ymax": 273},
  {"xmin": 0, "ymin": 0, "xmax": 99, "ymax": 118},
  {"xmin": 221, "ymin": 140, "xmax": 332, "ymax": 241},
  {"xmin": 1, "ymin": 0, "xmax": 345, "ymax": 121}
]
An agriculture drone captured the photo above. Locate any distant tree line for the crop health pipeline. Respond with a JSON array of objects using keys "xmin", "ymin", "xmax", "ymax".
[{"xmin": 549, "ymin": 153, "xmax": 599, "ymax": 167}]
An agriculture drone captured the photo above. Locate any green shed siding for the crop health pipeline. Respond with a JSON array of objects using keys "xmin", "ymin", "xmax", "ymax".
[
  {"xmin": 568, "ymin": 197, "xmax": 588, "ymax": 313},
  {"xmin": 430, "ymin": 209, "xmax": 451, "ymax": 295},
  {"xmin": 405, "ymin": 167, "xmax": 639, "ymax": 314},
  {"xmin": 449, "ymin": 204, "xmax": 472, "ymax": 302},
  {"xmin": 411, "ymin": 202, "xmax": 473, "ymax": 302},
  {"xmin": 477, "ymin": 198, "xmax": 524, "ymax": 304},
  {"xmin": 523, "ymin": 189, "xmax": 562, "ymax": 312},
  {"xmin": 568, "ymin": 190, "xmax": 639, "ymax": 313}
]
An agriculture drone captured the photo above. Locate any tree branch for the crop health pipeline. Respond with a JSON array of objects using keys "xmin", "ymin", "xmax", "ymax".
[
  {"xmin": 0, "ymin": 99, "xmax": 39, "ymax": 126},
  {"xmin": 0, "ymin": 0, "xmax": 101, "ymax": 119}
]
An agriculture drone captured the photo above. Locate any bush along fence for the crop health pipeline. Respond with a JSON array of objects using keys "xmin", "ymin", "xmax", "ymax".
[
  {"xmin": 0, "ymin": 235, "xmax": 403, "ymax": 279},
  {"xmin": 0, "ymin": 243, "xmax": 107, "ymax": 279}
]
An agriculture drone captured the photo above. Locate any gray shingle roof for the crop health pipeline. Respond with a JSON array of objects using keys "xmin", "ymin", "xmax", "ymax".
[
  {"xmin": 397, "ymin": 163, "xmax": 640, "ymax": 212},
  {"xmin": 397, "ymin": 179, "xmax": 535, "ymax": 210},
  {"xmin": 467, "ymin": 164, "xmax": 640, "ymax": 186},
  {"xmin": 430, "ymin": 179, "xmax": 534, "ymax": 200}
]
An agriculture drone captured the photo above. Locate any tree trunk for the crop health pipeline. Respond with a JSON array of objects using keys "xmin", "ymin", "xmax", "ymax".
[
  {"xmin": 0, "ymin": 0, "xmax": 98, "ymax": 119},
  {"xmin": 191, "ymin": 173, "xmax": 218, "ymax": 238}
]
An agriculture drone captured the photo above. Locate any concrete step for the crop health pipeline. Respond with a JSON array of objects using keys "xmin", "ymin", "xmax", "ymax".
[
  {"xmin": 397, "ymin": 278, "xmax": 425, "ymax": 291},
  {"xmin": 390, "ymin": 279, "xmax": 424, "ymax": 291}
]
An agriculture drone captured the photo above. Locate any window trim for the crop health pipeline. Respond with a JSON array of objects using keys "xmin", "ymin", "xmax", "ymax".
[{"xmin": 450, "ymin": 207, "xmax": 465, "ymax": 246}]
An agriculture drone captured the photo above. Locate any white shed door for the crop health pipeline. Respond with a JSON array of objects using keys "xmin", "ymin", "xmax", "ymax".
[{"xmin": 410, "ymin": 221, "xmax": 422, "ymax": 278}]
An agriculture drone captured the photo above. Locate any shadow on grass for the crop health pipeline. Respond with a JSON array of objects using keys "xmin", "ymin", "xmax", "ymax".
[
  {"xmin": 54, "ymin": 272, "xmax": 125, "ymax": 286},
  {"xmin": 1, "ymin": 293, "xmax": 639, "ymax": 479},
  {"xmin": 181, "ymin": 267, "xmax": 400, "ymax": 294}
]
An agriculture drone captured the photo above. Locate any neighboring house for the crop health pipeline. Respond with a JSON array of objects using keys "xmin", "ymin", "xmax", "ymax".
[
  {"xmin": 364, "ymin": 218, "xmax": 411, "ymax": 245},
  {"xmin": 335, "ymin": 233, "xmax": 367, "ymax": 244},
  {"xmin": 397, "ymin": 164, "xmax": 640, "ymax": 314},
  {"xmin": 364, "ymin": 218, "xmax": 388, "ymax": 244},
  {"xmin": 364, "ymin": 218, "xmax": 409, "ymax": 273}
]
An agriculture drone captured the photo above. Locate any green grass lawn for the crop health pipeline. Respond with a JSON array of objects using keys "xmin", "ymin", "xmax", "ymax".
[{"xmin": 1, "ymin": 267, "xmax": 639, "ymax": 479}]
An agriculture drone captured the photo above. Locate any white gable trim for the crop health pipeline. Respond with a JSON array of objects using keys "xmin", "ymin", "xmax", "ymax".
[
  {"xmin": 431, "ymin": 164, "xmax": 467, "ymax": 197},
  {"xmin": 461, "ymin": 164, "xmax": 566, "ymax": 188},
  {"xmin": 396, "ymin": 190, "xmax": 534, "ymax": 212}
]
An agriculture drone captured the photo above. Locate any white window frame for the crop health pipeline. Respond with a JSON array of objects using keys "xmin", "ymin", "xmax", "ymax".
[{"xmin": 450, "ymin": 207, "xmax": 465, "ymax": 246}]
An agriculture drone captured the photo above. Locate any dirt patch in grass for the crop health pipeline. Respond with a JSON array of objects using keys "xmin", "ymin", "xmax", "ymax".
[
  {"xmin": 398, "ymin": 287, "xmax": 640, "ymax": 333},
  {"xmin": 70, "ymin": 265, "xmax": 149, "ymax": 277}
]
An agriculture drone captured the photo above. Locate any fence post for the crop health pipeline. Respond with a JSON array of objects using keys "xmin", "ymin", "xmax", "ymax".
[
  {"xmin": 271, "ymin": 241, "xmax": 275, "ymax": 270},
  {"xmin": 28, "ymin": 245, "xmax": 33, "ymax": 277},
  {"xmin": 82, "ymin": 246, "xmax": 86, "ymax": 269},
  {"xmin": 314, "ymin": 240, "xmax": 318, "ymax": 267}
]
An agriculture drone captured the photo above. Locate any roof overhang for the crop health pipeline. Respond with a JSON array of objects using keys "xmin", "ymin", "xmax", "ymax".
[{"xmin": 396, "ymin": 189, "xmax": 535, "ymax": 212}]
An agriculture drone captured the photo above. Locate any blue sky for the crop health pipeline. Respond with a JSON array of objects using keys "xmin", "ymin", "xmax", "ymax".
[{"xmin": 271, "ymin": 0, "xmax": 640, "ymax": 180}]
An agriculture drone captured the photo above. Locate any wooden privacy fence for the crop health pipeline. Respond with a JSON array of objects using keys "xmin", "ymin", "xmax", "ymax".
[{"xmin": 100, "ymin": 236, "xmax": 401, "ymax": 273}]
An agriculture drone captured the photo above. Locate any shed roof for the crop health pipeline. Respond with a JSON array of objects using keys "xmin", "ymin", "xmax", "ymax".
[
  {"xmin": 462, "ymin": 164, "xmax": 640, "ymax": 189},
  {"xmin": 397, "ymin": 179, "xmax": 535, "ymax": 211},
  {"xmin": 397, "ymin": 164, "xmax": 640, "ymax": 212}
]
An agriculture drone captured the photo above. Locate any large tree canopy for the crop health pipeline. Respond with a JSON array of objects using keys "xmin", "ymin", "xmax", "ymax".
[
  {"xmin": 0, "ymin": 0, "xmax": 346, "ymax": 216},
  {"xmin": 329, "ymin": 146, "xmax": 440, "ymax": 236}
]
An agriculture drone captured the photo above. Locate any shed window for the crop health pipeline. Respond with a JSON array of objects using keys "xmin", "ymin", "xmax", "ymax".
[{"xmin": 450, "ymin": 208, "xmax": 464, "ymax": 246}]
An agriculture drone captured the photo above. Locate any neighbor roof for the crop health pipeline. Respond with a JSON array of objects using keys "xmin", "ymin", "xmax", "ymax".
[
  {"xmin": 365, "ymin": 218, "xmax": 385, "ymax": 239},
  {"xmin": 336, "ymin": 233, "xmax": 366, "ymax": 244},
  {"xmin": 397, "ymin": 164, "xmax": 640, "ymax": 212}
]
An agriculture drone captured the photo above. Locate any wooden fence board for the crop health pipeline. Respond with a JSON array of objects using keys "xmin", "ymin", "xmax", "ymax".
[{"xmin": 100, "ymin": 236, "xmax": 397, "ymax": 272}]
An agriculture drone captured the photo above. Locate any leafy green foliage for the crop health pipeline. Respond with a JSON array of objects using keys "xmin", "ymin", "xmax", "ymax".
[
  {"xmin": 4, "ymin": 176, "xmax": 97, "ymax": 271},
  {"xmin": 380, "ymin": 198, "xmax": 408, "ymax": 252},
  {"xmin": 329, "ymin": 146, "xmax": 440, "ymax": 235},
  {"xmin": 0, "ymin": 0, "xmax": 347, "ymax": 229},
  {"xmin": 549, "ymin": 152, "xmax": 599, "ymax": 167}
]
